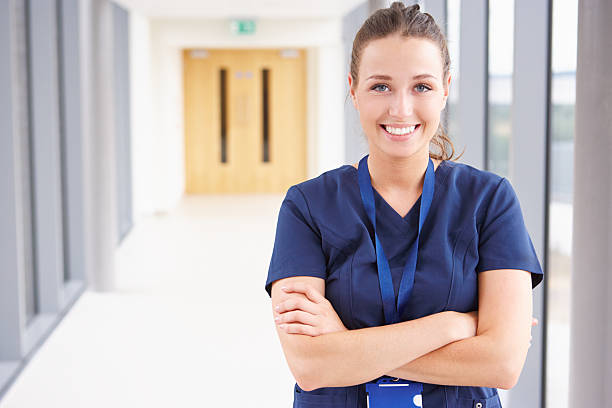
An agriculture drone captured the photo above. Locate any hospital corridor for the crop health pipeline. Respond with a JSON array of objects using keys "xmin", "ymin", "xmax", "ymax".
[
  {"xmin": 1, "ymin": 0, "xmax": 611, "ymax": 407},
  {"xmin": 0, "ymin": 195, "xmax": 293, "ymax": 407}
]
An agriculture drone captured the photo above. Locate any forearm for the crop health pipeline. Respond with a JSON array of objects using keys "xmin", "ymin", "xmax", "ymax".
[
  {"xmin": 386, "ymin": 332, "xmax": 517, "ymax": 389},
  {"xmin": 297, "ymin": 311, "xmax": 460, "ymax": 390}
]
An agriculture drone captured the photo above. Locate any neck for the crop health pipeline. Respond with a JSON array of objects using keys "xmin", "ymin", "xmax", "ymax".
[{"xmin": 367, "ymin": 148, "xmax": 430, "ymax": 194}]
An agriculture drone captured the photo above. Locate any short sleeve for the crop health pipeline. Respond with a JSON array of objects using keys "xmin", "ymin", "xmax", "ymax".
[
  {"xmin": 476, "ymin": 178, "xmax": 544, "ymax": 289},
  {"xmin": 264, "ymin": 186, "xmax": 327, "ymax": 297}
]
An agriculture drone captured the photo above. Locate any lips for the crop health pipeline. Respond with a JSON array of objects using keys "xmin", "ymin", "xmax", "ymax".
[{"xmin": 380, "ymin": 124, "xmax": 421, "ymax": 140}]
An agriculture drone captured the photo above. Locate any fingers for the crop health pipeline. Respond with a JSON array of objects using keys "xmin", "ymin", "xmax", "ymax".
[
  {"xmin": 278, "ymin": 323, "xmax": 320, "ymax": 337},
  {"xmin": 275, "ymin": 295, "xmax": 319, "ymax": 315},
  {"xmin": 529, "ymin": 317, "xmax": 538, "ymax": 348},
  {"xmin": 280, "ymin": 283, "xmax": 326, "ymax": 304},
  {"xmin": 275, "ymin": 310, "xmax": 317, "ymax": 327},
  {"xmin": 273, "ymin": 284, "xmax": 326, "ymax": 338}
]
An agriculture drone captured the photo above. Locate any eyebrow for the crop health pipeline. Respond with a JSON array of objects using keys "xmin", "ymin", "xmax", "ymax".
[{"xmin": 366, "ymin": 73, "xmax": 437, "ymax": 81}]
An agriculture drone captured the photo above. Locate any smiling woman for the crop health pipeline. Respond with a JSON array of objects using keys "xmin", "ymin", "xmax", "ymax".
[
  {"xmin": 265, "ymin": 2, "xmax": 543, "ymax": 408},
  {"xmin": 348, "ymin": 35, "xmax": 450, "ymax": 162}
]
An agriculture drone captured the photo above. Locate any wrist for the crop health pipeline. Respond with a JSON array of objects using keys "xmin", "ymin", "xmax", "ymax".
[{"xmin": 443, "ymin": 311, "xmax": 466, "ymax": 343}]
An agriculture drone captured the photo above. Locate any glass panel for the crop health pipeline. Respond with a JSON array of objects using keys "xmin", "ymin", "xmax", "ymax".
[
  {"xmin": 546, "ymin": 1, "xmax": 578, "ymax": 407},
  {"xmin": 113, "ymin": 3, "xmax": 133, "ymax": 244},
  {"xmin": 22, "ymin": 0, "xmax": 38, "ymax": 324},
  {"xmin": 220, "ymin": 68, "xmax": 228, "ymax": 163},
  {"xmin": 487, "ymin": 0, "xmax": 514, "ymax": 178},
  {"xmin": 57, "ymin": 0, "xmax": 71, "ymax": 281},
  {"xmin": 446, "ymin": 0, "xmax": 461, "ymax": 145},
  {"xmin": 262, "ymin": 68, "xmax": 270, "ymax": 163}
]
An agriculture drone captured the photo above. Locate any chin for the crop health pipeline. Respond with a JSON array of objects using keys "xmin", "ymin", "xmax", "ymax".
[{"xmin": 378, "ymin": 142, "xmax": 428, "ymax": 160}]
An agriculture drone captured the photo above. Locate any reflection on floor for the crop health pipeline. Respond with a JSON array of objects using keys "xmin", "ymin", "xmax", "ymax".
[
  {"xmin": 0, "ymin": 195, "xmax": 568, "ymax": 408},
  {"xmin": 0, "ymin": 194, "xmax": 294, "ymax": 408}
]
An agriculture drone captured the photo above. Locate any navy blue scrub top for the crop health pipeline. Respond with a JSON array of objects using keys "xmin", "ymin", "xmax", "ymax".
[{"xmin": 265, "ymin": 160, "xmax": 544, "ymax": 408}]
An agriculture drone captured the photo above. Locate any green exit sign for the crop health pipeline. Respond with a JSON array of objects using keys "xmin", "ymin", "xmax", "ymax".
[{"xmin": 230, "ymin": 20, "xmax": 256, "ymax": 35}]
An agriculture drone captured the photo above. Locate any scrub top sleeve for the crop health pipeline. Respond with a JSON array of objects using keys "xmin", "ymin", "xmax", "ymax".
[
  {"xmin": 265, "ymin": 185, "xmax": 327, "ymax": 297},
  {"xmin": 476, "ymin": 178, "xmax": 544, "ymax": 289}
]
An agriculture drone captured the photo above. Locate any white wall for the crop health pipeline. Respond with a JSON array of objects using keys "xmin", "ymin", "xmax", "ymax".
[
  {"xmin": 149, "ymin": 32, "xmax": 184, "ymax": 213},
  {"xmin": 130, "ymin": 16, "xmax": 346, "ymax": 216},
  {"xmin": 129, "ymin": 11, "xmax": 155, "ymax": 221},
  {"xmin": 313, "ymin": 45, "xmax": 346, "ymax": 173}
]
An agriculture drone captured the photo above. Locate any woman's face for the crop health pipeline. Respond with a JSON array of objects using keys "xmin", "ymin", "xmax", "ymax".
[{"xmin": 349, "ymin": 34, "xmax": 450, "ymax": 160}]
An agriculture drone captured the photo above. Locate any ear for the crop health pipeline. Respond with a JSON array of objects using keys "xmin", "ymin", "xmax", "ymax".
[
  {"xmin": 441, "ymin": 73, "xmax": 451, "ymax": 110},
  {"xmin": 348, "ymin": 74, "xmax": 358, "ymax": 110}
]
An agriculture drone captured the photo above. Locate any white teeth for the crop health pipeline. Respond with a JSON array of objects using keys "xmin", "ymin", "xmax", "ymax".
[{"xmin": 384, "ymin": 124, "xmax": 417, "ymax": 135}]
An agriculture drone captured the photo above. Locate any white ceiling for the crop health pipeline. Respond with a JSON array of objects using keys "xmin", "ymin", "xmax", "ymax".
[{"xmin": 113, "ymin": 0, "xmax": 367, "ymax": 19}]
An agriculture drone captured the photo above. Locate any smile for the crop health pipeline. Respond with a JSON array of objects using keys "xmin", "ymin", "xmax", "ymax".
[{"xmin": 380, "ymin": 124, "xmax": 421, "ymax": 140}]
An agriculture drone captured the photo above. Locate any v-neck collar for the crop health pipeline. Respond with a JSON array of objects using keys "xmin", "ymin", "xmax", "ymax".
[
  {"xmin": 348, "ymin": 159, "xmax": 449, "ymax": 231},
  {"xmin": 373, "ymin": 187, "xmax": 421, "ymax": 222}
]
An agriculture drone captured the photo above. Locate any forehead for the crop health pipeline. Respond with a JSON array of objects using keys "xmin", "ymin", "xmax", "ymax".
[{"xmin": 359, "ymin": 35, "xmax": 443, "ymax": 81}]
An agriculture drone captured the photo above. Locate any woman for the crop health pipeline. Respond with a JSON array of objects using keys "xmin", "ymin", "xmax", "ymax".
[{"xmin": 265, "ymin": 3, "xmax": 543, "ymax": 407}]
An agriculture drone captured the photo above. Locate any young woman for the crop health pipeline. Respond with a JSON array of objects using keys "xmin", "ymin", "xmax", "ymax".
[{"xmin": 265, "ymin": 3, "xmax": 543, "ymax": 407}]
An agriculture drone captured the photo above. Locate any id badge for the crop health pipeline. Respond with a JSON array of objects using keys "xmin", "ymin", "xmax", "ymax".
[{"xmin": 365, "ymin": 377, "xmax": 423, "ymax": 408}]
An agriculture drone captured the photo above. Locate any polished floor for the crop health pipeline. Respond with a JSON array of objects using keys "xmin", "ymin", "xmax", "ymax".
[
  {"xmin": 0, "ymin": 195, "xmax": 570, "ymax": 408},
  {"xmin": 0, "ymin": 195, "xmax": 294, "ymax": 408}
]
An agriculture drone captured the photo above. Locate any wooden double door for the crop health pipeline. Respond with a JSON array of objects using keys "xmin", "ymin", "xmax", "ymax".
[{"xmin": 183, "ymin": 49, "xmax": 307, "ymax": 193}]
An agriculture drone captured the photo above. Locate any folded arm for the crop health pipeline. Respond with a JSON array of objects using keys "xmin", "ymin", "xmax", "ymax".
[
  {"xmin": 387, "ymin": 269, "xmax": 534, "ymax": 390},
  {"xmin": 270, "ymin": 276, "xmax": 471, "ymax": 391}
]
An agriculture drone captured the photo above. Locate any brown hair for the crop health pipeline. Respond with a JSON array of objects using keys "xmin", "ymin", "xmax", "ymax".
[{"xmin": 350, "ymin": 1, "xmax": 462, "ymax": 161}]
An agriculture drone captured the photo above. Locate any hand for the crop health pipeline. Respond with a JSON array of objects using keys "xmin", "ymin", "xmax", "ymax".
[
  {"xmin": 273, "ymin": 282, "xmax": 348, "ymax": 337},
  {"xmin": 529, "ymin": 317, "xmax": 538, "ymax": 347}
]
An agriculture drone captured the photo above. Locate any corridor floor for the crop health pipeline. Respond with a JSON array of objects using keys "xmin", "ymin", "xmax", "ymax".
[
  {"xmin": 0, "ymin": 194, "xmax": 294, "ymax": 408},
  {"xmin": 0, "ymin": 193, "xmax": 568, "ymax": 408}
]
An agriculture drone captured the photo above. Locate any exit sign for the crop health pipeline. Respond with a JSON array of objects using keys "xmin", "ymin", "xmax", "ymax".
[{"xmin": 230, "ymin": 20, "xmax": 256, "ymax": 35}]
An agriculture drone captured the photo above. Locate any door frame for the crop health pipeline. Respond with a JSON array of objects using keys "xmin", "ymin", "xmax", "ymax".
[{"xmin": 133, "ymin": 17, "xmax": 346, "ymax": 211}]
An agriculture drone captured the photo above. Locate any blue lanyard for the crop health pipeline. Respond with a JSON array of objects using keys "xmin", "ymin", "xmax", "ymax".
[{"xmin": 357, "ymin": 155, "xmax": 435, "ymax": 324}]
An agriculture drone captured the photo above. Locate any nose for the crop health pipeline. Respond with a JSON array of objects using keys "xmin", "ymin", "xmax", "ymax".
[{"xmin": 388, "ymin": 90, "xmax": 414, "ymax": 118}]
